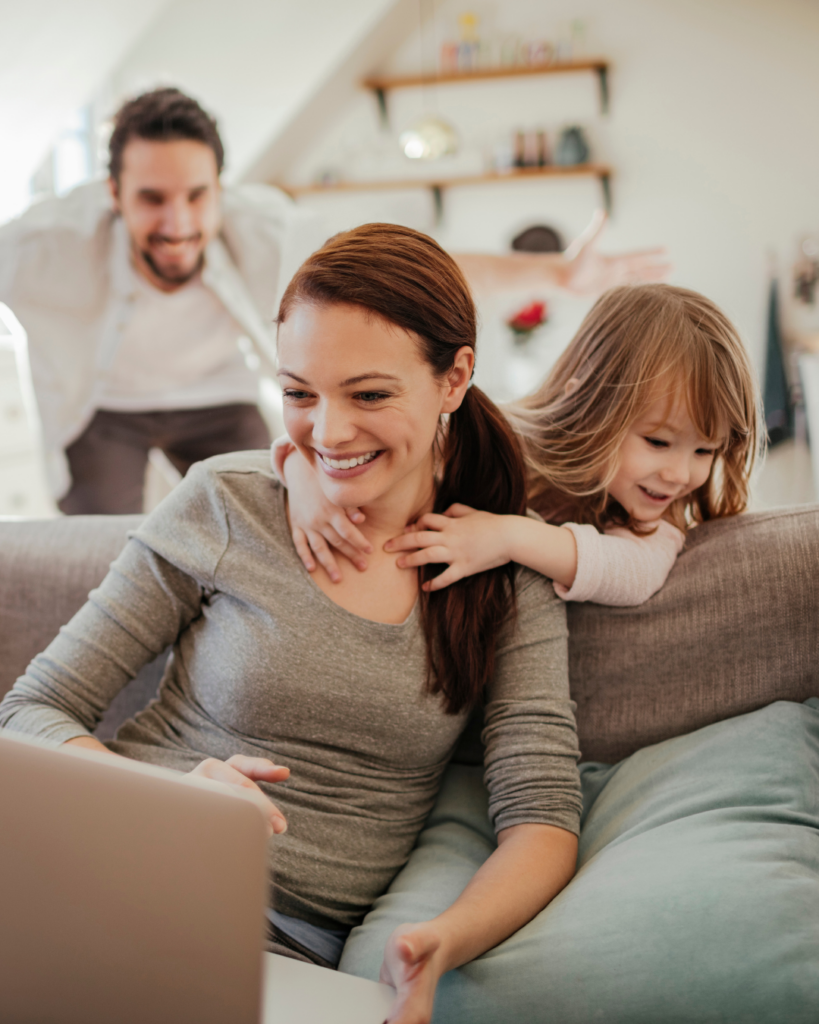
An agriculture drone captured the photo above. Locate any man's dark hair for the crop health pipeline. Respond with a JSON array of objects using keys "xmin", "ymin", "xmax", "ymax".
[{"xmin": 108, "ymin": 87, "xmax": 225, "ymax": 182}]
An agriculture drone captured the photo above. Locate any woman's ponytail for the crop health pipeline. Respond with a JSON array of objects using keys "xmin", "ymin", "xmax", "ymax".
[
  {"xmin": 279, "ymin": 223, "xmax": 530, "ymax": 715},
  {"xmin": 421, "ymin": 385, "xmax": 528, "ymax": 713}
]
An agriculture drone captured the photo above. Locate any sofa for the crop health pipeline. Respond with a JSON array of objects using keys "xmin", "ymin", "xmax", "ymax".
[{"xmin": 2, "ymin": 506, "xmax": 818, "ymax": 1022}]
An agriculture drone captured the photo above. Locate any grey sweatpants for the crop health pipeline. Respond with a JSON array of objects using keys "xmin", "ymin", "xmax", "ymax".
[{"xmin": 59, "ymin": 404, "xmax": 271, "ymax": 515}]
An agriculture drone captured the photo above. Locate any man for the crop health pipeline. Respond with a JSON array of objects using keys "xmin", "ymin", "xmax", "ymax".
[{"xmin": 0, "ymin": 88, "xmax": 668, "ymax": 515}]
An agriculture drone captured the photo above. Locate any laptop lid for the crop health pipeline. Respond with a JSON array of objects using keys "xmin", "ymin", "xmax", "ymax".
[{"xmin": 0, "ymin": 731, "xmax": 268, "ymax": 1024}]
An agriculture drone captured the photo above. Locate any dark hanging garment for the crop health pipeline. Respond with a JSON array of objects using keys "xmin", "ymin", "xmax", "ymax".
[{"xmin": 763, "ymin": 278, "xmax": 792, "ymax": 447}]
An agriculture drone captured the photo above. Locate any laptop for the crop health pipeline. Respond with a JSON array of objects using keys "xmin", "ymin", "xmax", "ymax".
[{"xmin": 0, "ymin": 731, "xmax": 394, "ymax": 1024}]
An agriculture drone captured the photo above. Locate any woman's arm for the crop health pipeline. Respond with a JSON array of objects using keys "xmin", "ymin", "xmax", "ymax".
[
  {"xmin": 0, "ymin": 539, "xmax": 204, "ymax": 744},
  {"xmin": 381, "ymin": 823, "xmax": 577, "ymax": 1023},
  {"xmin": 381, "ymin": 570, "xmax": 581, "ymax": 1023},
  {"xmin": 385, "ymin": 504, "xmax": 579, "ymax": 590},
  {"xmin": 0, "ymin": 461, "xmax": 228, "ymax": 744},
  {"xmin": 0, "ymin": 460, "xmax": 292, "ymax": 833}
]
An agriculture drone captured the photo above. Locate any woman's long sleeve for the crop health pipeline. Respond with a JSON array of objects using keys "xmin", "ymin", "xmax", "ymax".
[
  {"xmin": 482, "ymin": 570, "xmax": 582, "ymax": 837},
  {"xmin": 0, "ymin": 463, "xmax": 227, "ymax": 744}
]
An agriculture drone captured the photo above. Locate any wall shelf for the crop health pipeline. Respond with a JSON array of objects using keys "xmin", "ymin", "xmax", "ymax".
[
  {"xmin": 278, "ymin": 164, "xmax": 612, "ymax": 220},
  {"xmin": 278, "ymin": 60, "xmax": 613, "ymax": 221},
  {"xmin": 363, "ymin": 59, "xmax": 610, "ymax": 121}
]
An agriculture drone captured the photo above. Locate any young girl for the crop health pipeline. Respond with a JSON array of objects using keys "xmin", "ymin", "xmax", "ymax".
[{"xmin": 273, "ymin": 284, "xmax": 760, "ymax": 606}]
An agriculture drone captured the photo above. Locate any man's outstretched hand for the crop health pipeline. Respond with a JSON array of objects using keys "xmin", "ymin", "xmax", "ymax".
[
  {"xmin": 560, "ymin": 209, "xmax": 671, "ymax": 295},
  {"xmin": 453, "ymin": 209, "xmax": 671, "ymax": 296}
]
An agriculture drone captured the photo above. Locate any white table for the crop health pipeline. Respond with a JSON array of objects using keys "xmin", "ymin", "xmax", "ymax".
[{"xmin": 262, "ymin": 953, "xmax": 394, "ymax": 1023}]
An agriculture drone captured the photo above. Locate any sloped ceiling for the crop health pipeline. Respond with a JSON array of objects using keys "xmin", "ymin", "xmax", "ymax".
[
  {"xmin": 107, "ymin": 0, "xmax": 404, "ymax": 185},
  {"xmin": 240, "ymin": 0, "xmax": 422, "ymax": 185}
]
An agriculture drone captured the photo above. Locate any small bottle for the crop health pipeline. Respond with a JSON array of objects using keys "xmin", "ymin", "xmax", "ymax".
[
  {"xmin": 492, "ymin": 138, "xmax": 515, "ymax": 174},
  {"xmin": 514, "ymin": 131, "xmax": 526, "ymax": 169},
  {"xmin": 523, "ymin": 130, "xmax": 540, "ymax": 167},
  {"xmin": 440, "ymin": 42, "xmax": 459, "ymax": 74},
  {"xmin": 458, "ymin": 12, "xmax": 479, "ymax": 71}
]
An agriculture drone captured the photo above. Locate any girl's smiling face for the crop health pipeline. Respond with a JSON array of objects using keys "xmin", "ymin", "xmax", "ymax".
[
  {"xmin": 277, "ymin": 302, "xmax": 472, "ymax": 521},
  {"xmin": 608, "ymin": 394, "xmax": 724, "ymax": 522}
]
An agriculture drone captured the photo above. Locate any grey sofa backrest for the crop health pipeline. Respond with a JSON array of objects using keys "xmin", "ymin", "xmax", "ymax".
[
  {"xmin": 568, "ymin": 506, "xmax": 819, "ymax": 762},
  {"xmin": 1, "ymin": 507, "xmax": 817, "ymax": 760},
  {"xmin": 0, "ymin": 515, "xmax": 168, "ymax": 740},
  {"xmin": 0, "ymin": 515, "xmax": 143, "ymax": 697}
]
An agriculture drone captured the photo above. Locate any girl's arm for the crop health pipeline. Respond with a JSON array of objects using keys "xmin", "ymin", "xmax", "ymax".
[
  {"xmin": 386, "ymin": 506, "xmax": 685, "ymax": 606},
  {"xmin": 271, "ymin": 437, "xmax": 372, "ymax": 583},
  {"xmin": 381, "ymin": 823, "xmax": 577, "ymax": 1023},
  {"xmin": 554, "ymin": 520, "xmax": 685, "ymax": 606},
  {"xmin": 384, "ymin": 504, "xmax": 579, "ymax": 591}
]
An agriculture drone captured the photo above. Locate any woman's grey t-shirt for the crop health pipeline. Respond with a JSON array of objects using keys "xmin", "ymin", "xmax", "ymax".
[{"xmin": 0, "ymin": 452, "xmax": 582, "ymax": 930}]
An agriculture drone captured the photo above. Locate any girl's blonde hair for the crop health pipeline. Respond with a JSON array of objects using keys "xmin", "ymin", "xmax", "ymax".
[{"xmin": 504, "ymin": 284, "xmax": 761, "ymax": 533}]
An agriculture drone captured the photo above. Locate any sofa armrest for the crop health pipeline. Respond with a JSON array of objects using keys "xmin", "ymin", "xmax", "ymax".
[{"xmin": 0, "ymin": 515, "xmax": 145, "ymax": 698}]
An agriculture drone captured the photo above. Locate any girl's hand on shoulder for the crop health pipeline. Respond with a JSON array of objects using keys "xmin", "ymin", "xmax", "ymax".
[
  {"xmin": 380, "ymin": 921, "xmax": 446, "ymax": 1024},
  {"xmin": 187, "ymin": 755, "xmax": 290, "ymax": 837},
  {"xmin": 278, "ymin": 445, "xmax": 372, "ymax": 583},
  {"xmin": 384, "ymin": 504, "xmax": 514, "ymax": 592}
]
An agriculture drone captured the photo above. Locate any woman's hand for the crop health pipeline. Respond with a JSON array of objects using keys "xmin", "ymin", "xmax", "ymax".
[
  {"xmin": 187, "ymin": 755, "xmax": 290, "ymax": 837},
  {"xmin": 278, "ymin": 444, "xmax": 372, "ymax": 583},
  {"xmin": 384, "ymin": 504, "xmax": 515, "ymax": 591},
  {"xmin": 379, "ymin": 825, "xmax": 578, "ymax": 1024},
  {"xmin": 379, "ymin": 922, "xmax": 446, "ymax": 1024}
]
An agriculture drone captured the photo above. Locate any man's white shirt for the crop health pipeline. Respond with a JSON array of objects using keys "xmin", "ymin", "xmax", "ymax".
[
  {"xmin": 97, "ymin": 263, "xmax": 257, "ymax": 412},
  {"xmin": 0, "ymin": 181, "xmax": 323, "ymax": 498}
]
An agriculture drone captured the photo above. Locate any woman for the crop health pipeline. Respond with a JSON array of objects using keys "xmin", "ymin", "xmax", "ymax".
[{"xmin": 0, "ymin": 224, "xmax": 581, "ymax": 1024}]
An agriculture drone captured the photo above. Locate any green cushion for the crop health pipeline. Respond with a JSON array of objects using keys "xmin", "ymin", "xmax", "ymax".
[{"xmin": 340, "ymin": 699, "xmax": 819, "ymax": 1023}]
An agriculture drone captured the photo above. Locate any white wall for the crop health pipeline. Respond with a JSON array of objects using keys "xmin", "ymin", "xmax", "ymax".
[
  {"xmin": 0, "ymin": 0, "xmax": 170, "ymax": 224},
  {"xmin": 277, "ymin": 0, "xmax": 819, "ymax": 400}
]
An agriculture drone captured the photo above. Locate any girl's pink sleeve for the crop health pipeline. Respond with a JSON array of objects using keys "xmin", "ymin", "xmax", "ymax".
[
  {"xmin": 270, "ymin": 435, "xmax": 296, "ymax": 486},
  {"xmin": 553, "ymin": 520, "xmax": 685, "ymax": 606}
]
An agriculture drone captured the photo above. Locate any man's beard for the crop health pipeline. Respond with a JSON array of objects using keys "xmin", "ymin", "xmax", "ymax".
[{"xmin": 139, "ymin": 247, "xmax": 205, "ymax": 287}]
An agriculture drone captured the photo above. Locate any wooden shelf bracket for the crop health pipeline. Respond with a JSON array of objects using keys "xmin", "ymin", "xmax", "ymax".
[
  {"xmin": 596, "ymin": 64, "xmax": 609, "ymax": 115},
  {"xmin": 600, "ymin": 171, "xmax": 612, "ymax": 214},
  {"xmin": 373, "ymin": 87, "xmax": 389, "ymax": 129},
  {"xmin": 431, "ymin": 184, "xmax": 444, "ymax": 224}
]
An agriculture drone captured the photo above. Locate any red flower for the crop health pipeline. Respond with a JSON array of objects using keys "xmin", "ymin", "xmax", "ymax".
[{"xmin": 507, "ymin": 301, "xmax": 548, "ymax": 334}]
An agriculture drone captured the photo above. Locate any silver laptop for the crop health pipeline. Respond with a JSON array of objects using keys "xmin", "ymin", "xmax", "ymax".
[{"xmin": 0, "ymin": 731, "xmax": 394, "ymax": 1024}]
